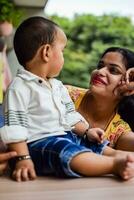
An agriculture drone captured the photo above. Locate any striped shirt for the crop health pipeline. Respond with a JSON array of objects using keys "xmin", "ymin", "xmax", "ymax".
[{"xmin": 0, "ymin": 69, "xmax": 86, "ymax": 144}]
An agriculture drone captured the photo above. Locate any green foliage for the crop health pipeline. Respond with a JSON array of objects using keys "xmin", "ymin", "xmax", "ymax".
[
  {"xmin": 0, "ymin": 0, "xmax": 23, "ymax": 26},
  {"xmin": 58, "ymin": 48, "xmax": 90, "ymax": 88},
  {"xmin": 49, "ymin": 14, "xmax": 134, "ymax": 88}
]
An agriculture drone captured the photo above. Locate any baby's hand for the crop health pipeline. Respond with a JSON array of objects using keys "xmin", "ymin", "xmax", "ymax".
[
  {"xmin": 12, "ymin": 159, "xmax": 36, "ymax": 182},
  {"xmin": 86, "ymin": 128, "xmax": 104, "ymax": 144}
]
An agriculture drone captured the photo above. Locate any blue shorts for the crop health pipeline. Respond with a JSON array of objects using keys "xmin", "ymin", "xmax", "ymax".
[
  {"xmin": 28, "ymin": 131, "xmax": 109, "ymax": 178},
  {"xmin": 0, "ymin": 104, "xmax": 4, "ymax": 128}
]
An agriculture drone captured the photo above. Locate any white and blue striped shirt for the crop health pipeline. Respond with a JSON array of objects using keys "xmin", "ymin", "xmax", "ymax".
[{"xmin": 0, "ymin": 69, "xmax": 86, "ymax": 144}]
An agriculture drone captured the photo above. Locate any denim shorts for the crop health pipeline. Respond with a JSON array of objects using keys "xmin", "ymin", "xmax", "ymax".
[{"xmin": 28, "ymin": 131, "xmax": 109, "ymax": 178}]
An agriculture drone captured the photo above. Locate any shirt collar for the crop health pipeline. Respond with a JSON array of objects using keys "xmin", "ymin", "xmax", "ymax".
[
  {"xmin": 17, "ymin": 69, "xmax": 40, "ymax": 81},
  {"xmin": 16, "ymin": 69, "xmax": 55, "ymax": 87}
]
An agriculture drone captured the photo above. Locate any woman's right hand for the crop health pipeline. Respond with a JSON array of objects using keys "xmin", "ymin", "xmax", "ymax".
[
  {"xmin": 12, "ymin": 159, "xmax": 37, "ymax": 182},
  {"xmin": 126, "ymin": 68, "xmax": 134, "ymax": 83},
  {"xmin": 115, "ymin": 68, "xmax": 134, "ymax": 96},
  {"xmin": 0, "ymin": 151, "xmax": 17, "ymax": 175}
]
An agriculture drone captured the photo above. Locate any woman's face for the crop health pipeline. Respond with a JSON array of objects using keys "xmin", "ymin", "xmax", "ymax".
[{"xmin": 90, "ymin": 52, "xmax": 127, "ymax": 99}]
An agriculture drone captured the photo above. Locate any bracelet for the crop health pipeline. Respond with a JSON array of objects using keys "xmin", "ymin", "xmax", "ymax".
[
  {"xmin": 15, "ymin": 155, "xmax": 31, "ymax": 162},
  {"xmin": 83, "ymin": 129, "xmax": 89, "ymax": 139}
]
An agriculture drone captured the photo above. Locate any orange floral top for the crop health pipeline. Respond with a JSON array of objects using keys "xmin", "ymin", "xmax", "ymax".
[{"xmin": 66, "ymin": 85, "xmax": 131, "ymax": 148}]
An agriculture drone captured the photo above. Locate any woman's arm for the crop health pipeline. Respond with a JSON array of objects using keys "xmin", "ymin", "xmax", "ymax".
[{"xmin": 115, "ymin": 131, "xmax": 134, "ymax": 151}]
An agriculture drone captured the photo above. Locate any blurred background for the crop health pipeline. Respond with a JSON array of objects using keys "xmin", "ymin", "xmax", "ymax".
[{"xmin": 1, "ymin": 0, "xmax": 134, "ymax": 92}]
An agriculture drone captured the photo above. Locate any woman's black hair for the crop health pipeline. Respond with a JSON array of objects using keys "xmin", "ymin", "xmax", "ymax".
[{"xmin": 101, "ymin": 47, "xmax": 134, "ymax": 131}]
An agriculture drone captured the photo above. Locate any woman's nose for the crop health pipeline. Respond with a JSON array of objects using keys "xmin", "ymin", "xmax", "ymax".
[{"xmin": 98, "ymin": 67, "xmax": 107, "ymax": 76}]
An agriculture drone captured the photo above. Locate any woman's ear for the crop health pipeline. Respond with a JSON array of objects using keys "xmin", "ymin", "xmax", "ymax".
[{"xmin": 41, "ymin": 44, "xmax": 51, "ymax": 62}]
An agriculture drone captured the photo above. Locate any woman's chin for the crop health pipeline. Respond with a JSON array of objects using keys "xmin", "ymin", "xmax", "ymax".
[
  {"xmin": 90, "ymin": 85, "xmax": 105, "ymax": 92},
  {"xmin": 90, "ymin": 86, "xmax": 110, "ymax": 98}
]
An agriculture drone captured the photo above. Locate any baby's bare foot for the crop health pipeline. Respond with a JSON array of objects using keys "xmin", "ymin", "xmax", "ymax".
[
  {"xmin": 121, "ymin": 155, "xmax": 134, "ymax": 180},
  {"xmin": 115, "ymin": 154, "xmax": 134, "ymax": 180}
]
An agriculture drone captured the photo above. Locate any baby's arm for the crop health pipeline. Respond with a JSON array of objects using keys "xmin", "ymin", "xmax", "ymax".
[
  {"xmin": 60, "ymin": 83, "xmax": 104, "ymax": 143},
  {"xmin": 0, "ymin": 83, "xmax": 36, "ymax": 181},
  {"xmin": 85, "ymin": 128, "xmax": 104, "ymax": 144},
  {"xmin": 72, "ymin": 121, "xmax": 89, "ymax": 136},
  {"xmin": 73, "ymin": 121, "xmax": 104, "ymax": 143},
  {"xmin": 8, "ymin": 141, "xmax": 36, "ymax": 182}
]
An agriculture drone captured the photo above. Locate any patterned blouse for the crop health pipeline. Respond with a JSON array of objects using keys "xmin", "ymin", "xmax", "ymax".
[{"xmin": 66, "ymin": 85, "xmax": 131, "ymax": 148}]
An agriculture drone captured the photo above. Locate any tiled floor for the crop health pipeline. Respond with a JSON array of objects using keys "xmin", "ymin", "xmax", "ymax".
[{"xmin": 0, "ymin": 175, "xmax": 134, "ymax": 200}]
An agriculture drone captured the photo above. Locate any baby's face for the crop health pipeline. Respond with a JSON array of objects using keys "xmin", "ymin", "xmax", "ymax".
[{"xmin": 47, "ymin": 28, "xmax": 67, "ymax": 78}]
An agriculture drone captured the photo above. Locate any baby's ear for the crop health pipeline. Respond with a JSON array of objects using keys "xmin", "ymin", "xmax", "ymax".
[{"xmin": 42, "ymin": 44, "xmax": 51, "ymax": 62}]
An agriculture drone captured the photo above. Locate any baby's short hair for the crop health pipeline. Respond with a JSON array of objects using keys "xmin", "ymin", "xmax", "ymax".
[{"xmin": 14, "ymin": 16, "xmax": 59, "ymax": 67}]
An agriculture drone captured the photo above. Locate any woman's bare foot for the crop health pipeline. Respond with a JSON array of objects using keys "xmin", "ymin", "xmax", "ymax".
[{"xmin": 114, "ymin": 154, "xmax": 134, "ymax": 180}]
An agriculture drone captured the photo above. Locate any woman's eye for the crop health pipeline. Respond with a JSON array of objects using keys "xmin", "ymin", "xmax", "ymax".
[
  {"xmin": 109, "ymin": 67, "xmax": 121, "ymax": 75},
  {"xmin": 97, "ymin": 63, "xmax": 104, "ymax": 69}
]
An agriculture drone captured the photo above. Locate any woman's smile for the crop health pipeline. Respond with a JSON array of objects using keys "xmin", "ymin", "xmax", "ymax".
[{"xmin": 91, "ymin": 74, "xmax": 107, "ymax": 86}]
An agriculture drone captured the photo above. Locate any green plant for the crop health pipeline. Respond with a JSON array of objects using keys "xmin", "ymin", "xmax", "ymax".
[{"xmin": 0, "ymin": 0, "xmax": 23, "ymax": 26}]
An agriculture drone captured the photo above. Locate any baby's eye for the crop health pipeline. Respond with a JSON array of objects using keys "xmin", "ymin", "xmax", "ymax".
[{"xmin": 62, "ymin": 47, "xmax": 66, "ymax": 53}]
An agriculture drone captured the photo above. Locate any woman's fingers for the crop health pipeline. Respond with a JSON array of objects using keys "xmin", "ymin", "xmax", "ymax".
[
  {"xmin": 0, "ymin": 151, "xmax": 17, "ymax": 163},
  {"xmin": 0, "ymin": 162, "xmax": 8, "ymax": 175},
  {"xmin": 125, "ymin": 68, "xmax": 134, "ymax": 83}
]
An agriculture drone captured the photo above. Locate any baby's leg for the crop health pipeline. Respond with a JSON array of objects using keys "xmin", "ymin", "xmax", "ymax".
[
  {"xmin": 70, "ymin": 151, "xmax": 134, "ymax": 180},
  {"xmin": 98, "ymin": 145, "xmax": 134, "ymax": 180},
  {"xmin": 70, "ymin": 152, "xmax": 116, "ymax": 176},
  {"xmin": 103, "ymin": 146, "xmax": 134, "ymax": 159}
]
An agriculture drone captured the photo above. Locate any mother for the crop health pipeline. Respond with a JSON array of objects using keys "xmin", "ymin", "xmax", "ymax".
[{"xmin": 68, "ymin": 47, "xmax": 134, "ymax": 151}]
